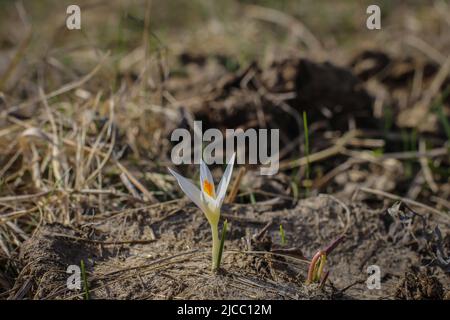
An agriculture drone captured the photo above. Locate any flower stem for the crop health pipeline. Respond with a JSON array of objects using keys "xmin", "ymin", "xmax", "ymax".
[{"xmin": 211, "ymin": 222, "xmax": 220, "ymax": 272}]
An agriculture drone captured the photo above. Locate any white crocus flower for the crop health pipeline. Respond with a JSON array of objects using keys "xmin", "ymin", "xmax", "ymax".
[{"xmin": 168, "ymin": 153, "xmax": 236, "ymax": 271}]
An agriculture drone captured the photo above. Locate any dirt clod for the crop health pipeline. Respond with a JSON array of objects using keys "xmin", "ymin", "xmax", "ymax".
[{"xmin": 395, "ymin": 267, "xmax": 444, "ymax": 300}]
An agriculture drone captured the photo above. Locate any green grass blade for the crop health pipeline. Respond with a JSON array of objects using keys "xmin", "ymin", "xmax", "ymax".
[
  {"xmin": 279, "ymin": 224, "xmax": 286, "ymax": 246},
  {"xmin": 80, "ymin": 260, "xmax": 90, "ymax": 300},
  {"xmin": 217, "ymin": 220, "xmax": 228, "ymax": 269},
  {"xmin": 303, "ymin": 111, "xmax": 310, "ymax": 181}
]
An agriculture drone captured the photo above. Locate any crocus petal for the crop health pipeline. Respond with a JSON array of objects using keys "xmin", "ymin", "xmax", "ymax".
[
  {"xmin": 168, "ymin": 168, "xmax": 205, "ymax": 212},
  {"xmin": 201, "ymin": 191, "xmax": 219, "ymax": 213},
  {"xmin": 216, "ymin": 152, "xmax": 236, "ymax": 206},
  {"xmin": 200, "ymin": 158, "xmax": 216, "ymax": 198}
]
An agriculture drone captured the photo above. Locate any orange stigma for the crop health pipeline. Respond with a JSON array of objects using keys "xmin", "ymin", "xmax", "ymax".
[{"xmin": 203, "ymin": 180, "xmax": 215, "ymax": 198}]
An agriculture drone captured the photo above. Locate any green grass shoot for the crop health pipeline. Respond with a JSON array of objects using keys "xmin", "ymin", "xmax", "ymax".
[
  {"xmin": 279, "ymin": 224, "xmax": 286, "ymax": 246},
  {"xmin": 303, "ymin": 111, "xmax": 311, "ymax": 191},
  {"xmin": 80, "ymin": 259, "xmax": 90, "ymax": 300},
  {"xmin": 249, "ymin": 192, "xmax": 256, "ymax": 204}
]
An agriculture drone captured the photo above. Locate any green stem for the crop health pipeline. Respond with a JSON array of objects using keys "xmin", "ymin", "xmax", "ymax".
[{"xmin": 211, "ymin": 223, "xmax": 220, "ymax": 272}]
